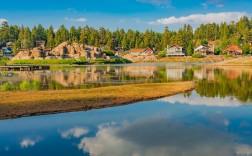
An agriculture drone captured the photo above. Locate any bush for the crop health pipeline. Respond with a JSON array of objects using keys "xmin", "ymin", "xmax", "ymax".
[
  {"xmin": 214, "ymin": 48, "xmax": 221, "ymax": 55},
  {"xmin": 192, "ymin": 53, "xmax": 204, "ymax": 58},
  {"xmin": 1, "ymin": 56, "xmax": 9, "ymax": 61},
  {"xmin": 10, "ymin": 59, "xmax": 77, "ymax": 65},
  {"xmin": 0, "ymin": 56, "xmax": 9, "ymax": 65},
  {"xmin": 158, "ymin": 51, "xmax": 167, "ymax": 58},
  {"xmin": 102, "ymin": 50, "xmax": 115, "ymax": 56},
  {"xmin": 91, "ymin": 58, "xmax": 132, "ymax": 64}
]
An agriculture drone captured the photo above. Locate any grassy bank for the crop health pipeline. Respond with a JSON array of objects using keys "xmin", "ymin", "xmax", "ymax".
[
  {"xmin": 155, "ymin": 55, "xmax": 231, "ymax": 63},
  {"xmin": 0, "ymin": 81, "xmax": 195, "ymax": 120},
  {"xmin": 9, "ymin": 58, "xmax": 131, "ymax": 65},
  {"xmin": 214, "ymin": 56, "xmax": 252, "ymax": 66}
]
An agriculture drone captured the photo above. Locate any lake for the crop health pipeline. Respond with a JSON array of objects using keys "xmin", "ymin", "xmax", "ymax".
[{"xmin": 0, "ymin": 63, "xmax": 252, "ymax": 156}]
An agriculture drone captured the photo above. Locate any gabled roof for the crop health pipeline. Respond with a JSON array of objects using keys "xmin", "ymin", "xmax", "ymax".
[
  {"xmin": 225, "ymin": 45, "xmax": 242, "ymax": 52},
  {"xmin": 168, "ymin": 44, "xmax": 183, "ymax": 49},
  {"xmin": 195, "ymin": 44, "xmax": 214, "ymax": 52},
  {"xmin": 131, "ymin": 48, "xmax": 153, "ymax": 53},
  {"xmin": 195, "ymin": 45, "xmax": 205, "ymax": 51}
]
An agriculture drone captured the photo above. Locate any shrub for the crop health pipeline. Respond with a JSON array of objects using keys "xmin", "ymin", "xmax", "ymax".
[
  {"xmin": 102, "ymin": 50, "xmax": 115, "ymax": 56},
  {"xmin": 158, "ymin": 51, "xmax": 167, "ymax": 58},
  {"xmin": 192, "ymin": 53, "xmax": 204, "ymax": 58},
  {"xmin": 91, "ymin": 58, "xmax": 131, "ymax": 64},
  {"xmin": 214, "ymin": 48, "xmax": 221, "ymax": 55},
  {"xmin": 10, "ymin": 59, "xmax": 76, "ymax": 65},
  {"xmin": 1, "ymin": 56, "xmax": 9, "ymax": 61}
]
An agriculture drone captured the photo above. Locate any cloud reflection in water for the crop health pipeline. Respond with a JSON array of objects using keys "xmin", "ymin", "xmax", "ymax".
[{"xmin": 78, "ymin": 117, "xmax": 252, "ymax": 156}]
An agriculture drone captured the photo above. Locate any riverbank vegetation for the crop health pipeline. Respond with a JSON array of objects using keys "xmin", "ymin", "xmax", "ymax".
[
  {"xmin": 214, "ymin": 56, "xmax": 252, "ymax": 66},
  {"xmin": 0, "ymin": 81, "xmax": 195, "ymax": 119},
  {"xmin": 156, "ymin": 55, "xmax": 228, "ymax": 63},
  {"xmin": 9, "ymin": 57, "xmax": 131, "ymax": 65},
  {"xmin": 1, "ymin": 16, "xmax": 252, "ymax": 55},
  {"xmin": 195, "ymin": 69, "xmax": 252, "ymax": 102}
]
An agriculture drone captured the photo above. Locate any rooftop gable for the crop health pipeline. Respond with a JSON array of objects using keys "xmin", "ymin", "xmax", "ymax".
[
  {"xmin": 131, "ymin": 48, "xmax": 153, "ymax": 53},
  {"xmin": 225, "ymin": 45, "xmax": 242, "ymax": 51}
]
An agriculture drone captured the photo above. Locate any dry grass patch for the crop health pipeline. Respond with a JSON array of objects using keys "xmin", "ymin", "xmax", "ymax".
[
  {"xmin": 0, "ymin": 82, "xmax": 195, "ymax": 120},
  {"xmin": 214, "ymin": 57, "xmax": 252, "ymax": 66}
]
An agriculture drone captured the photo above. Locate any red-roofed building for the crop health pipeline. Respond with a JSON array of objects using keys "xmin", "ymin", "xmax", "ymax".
[
  {"xmin": 130, "ymin": 48, "xmax": 154, "ymax": 56},
  {"xmin": 225, "ymin": 45, "xmax": 242, "ymax": 56}
]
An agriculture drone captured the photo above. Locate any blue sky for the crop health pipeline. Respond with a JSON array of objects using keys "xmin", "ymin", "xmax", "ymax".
[{"xmin": 0, "ymin": 0, "xmax": 251, "ymax": 32}]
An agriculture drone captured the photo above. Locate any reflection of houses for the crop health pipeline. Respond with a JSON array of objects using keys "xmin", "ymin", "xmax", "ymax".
[
  {"xmin": 225, "ymin": 45, "xmax": 242, "ymax": 56},
  {"xmin": 225, "ymin": 70, "xmax": 241, "ymax": 79},
  {"xmin": 166, "ymin": 68, "xmax": 186, "ymax": 80},
  {"xmin": 130, "ymin": 48, "xmax": 154, "ymax": 56},
  {"xmin": 195, "ymin": 45, "xmax": 214, "ymax": 55},
  {"xmin": 124, "ymin": 66, "xmax": 157, "ymax": 77},
  {"xmin": 166, "ymin": 45, "xmax": 186, "ymax": 56},
  {"xmin": 194, "ymin": 68, "xmax": 215, "ymax": 81}
]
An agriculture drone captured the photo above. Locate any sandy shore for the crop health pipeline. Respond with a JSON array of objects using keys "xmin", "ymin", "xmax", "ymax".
[{"xmin": 0, "ymin": 82, "xmax": 195, "ymax": 120}]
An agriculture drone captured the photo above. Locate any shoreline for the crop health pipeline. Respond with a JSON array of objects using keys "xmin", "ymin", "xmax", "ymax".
[{"xmin": 0, "ymin": 82, "xmax": 195, "ymax": 120}]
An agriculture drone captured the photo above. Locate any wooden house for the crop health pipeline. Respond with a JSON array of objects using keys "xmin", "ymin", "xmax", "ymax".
[
  {"xmin": 130, "ymin": 48, "xmax": 154, "ymax": 56},
  {"xmin": 194, "ymin": 45, "xmax": 214, "ymax": 55},
  {"xmin": 225, "ymin": 45, "xmax": 242, "ymax": 56},
  {"xmin": 166, "ymin": 45, "xmax": 186, "ymax": 56}
]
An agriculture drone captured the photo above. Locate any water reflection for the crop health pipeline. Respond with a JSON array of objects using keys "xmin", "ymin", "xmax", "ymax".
[
  {"xmin": 60, "ymin": 127, "xmax": 89, "ymax": 139},
  {"xmin": 1, "ymin": 91, "xmax": 252, "ymax": 156},
  {"xmin": 81, "ymin": 118, "xmax": 238, "ymax": 156},
  {"xmin": 1, "ymin": 64, "xmax": 251, "ymax": 102},
  {"xmin": 160, "ymin": 92, "xmax": 249, "ymax": 107}
]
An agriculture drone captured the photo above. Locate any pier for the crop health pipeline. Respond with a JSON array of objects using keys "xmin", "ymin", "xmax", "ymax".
[{"xmin": 0, "ymin": 65, "xmax": 50, "ymax": 71}]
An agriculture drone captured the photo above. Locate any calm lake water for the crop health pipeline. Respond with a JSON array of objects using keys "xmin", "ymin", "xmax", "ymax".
[{"xmin": 0, "ymin": 63, "xmax": 252, "ymax": 156}]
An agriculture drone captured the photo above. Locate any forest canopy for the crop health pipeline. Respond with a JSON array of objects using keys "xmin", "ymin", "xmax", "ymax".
[{"xmin": 0, "ymin": 16, "xmax": 252, "ymax": 55}]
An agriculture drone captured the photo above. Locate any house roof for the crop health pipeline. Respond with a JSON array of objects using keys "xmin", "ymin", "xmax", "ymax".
[
  {"xmin": 169, "ymin": 45, "xmax": 183, "ymax": 49},
  {"xmin": 36, "ymin": 40, "xmax": 45, "ymax": 43},
  {"xmin": 131, "ymin": 48, "xmax": 153, "ymax": 53},
  {"xmin": 195, "ymin": 44, "xmax": 213, "ymax": 52},
  {"xmin": 195, "ymin": 45, "xmax": 205, "ymax": 51},
  {"xmin": 225, "ymin": 45, "xmax": 242, "ymax": 52}
]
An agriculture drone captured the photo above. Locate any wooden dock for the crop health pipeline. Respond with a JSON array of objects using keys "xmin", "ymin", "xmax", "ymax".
[{"xmin": 0, "ymin": 65, "xmax": 50, "ymax": 71}]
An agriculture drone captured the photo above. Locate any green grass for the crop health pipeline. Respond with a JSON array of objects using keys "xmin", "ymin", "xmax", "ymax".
[
  {"xmin": 10, "ymin": 58, "xmax": 132, "ymax": 65},
  {"xmin": 192, "ymin": 53, "xmax": 204, "ymax": 58},
  {"xmin": 90, "ymin": 58, "xmax": 132, "ymax": 64}
]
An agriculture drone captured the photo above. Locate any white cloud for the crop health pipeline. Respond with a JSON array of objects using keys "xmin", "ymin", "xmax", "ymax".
[
  {"xmin": 159, "ymin": 93, "xmax": 245, "ymax": 107},
  {"xmin": 136, "ymin": 0, "xmax": 171, "ymax": 6},
  {"xmin": 60, "ymin": 127, "xmax": 89, "ymax": 139},
  {"xmin": 235, "ymin": 144, "xmax": 252, "ymax": 156},
  {"xmin": 20, "ymin": 138, "xmax": 38, "ymax": 148},
  {"xmin": 149, "ymin": 12, "xmax": 247, "ymax": 25},
  {"xmin": 0, "ymin": 18, "xmax": 7, "ymax": 23},
  {"xmin": 78, "ymin": 119, "xmax": 247, "ymax": 156},
  {"xmin": 64, "ymin": 17, "xmax": 87, "ymax": 22}
]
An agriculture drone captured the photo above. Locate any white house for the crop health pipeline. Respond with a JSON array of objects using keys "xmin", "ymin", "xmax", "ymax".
[{"xmin": 166, "ymin": 45, "xmax": 186, "ymax": 56}]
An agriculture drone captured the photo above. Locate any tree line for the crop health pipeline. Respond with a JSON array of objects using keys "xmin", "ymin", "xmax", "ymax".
[{"xmin": 0, "ymin": 16, "xmax": 252, "ymax": 55}]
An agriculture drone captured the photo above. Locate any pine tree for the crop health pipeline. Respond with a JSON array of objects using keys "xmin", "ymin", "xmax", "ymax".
[
  {"xmin": 46, "ymin": 25, "xmax": 55, "ymax": 47},
  {"xmin": 186, "ymin": 41, "xmax": 194, "ymax": 56}
]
